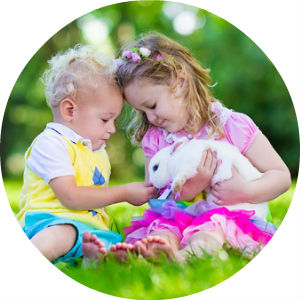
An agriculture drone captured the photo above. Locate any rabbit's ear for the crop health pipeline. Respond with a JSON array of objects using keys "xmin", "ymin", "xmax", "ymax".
[{"xmin": 170, "ymin": 140, "xmax": 185, "ymax": 155}]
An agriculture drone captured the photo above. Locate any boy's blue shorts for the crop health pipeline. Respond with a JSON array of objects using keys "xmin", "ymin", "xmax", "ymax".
[{"xmin": 22, "ymin": 211, "xmax": 122, "ymax": 263}]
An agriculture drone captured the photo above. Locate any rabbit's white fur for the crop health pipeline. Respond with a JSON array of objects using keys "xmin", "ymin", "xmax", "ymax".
[{"xmin": 149, "ymin": 139, "xmax": 268, "ymax": 219}]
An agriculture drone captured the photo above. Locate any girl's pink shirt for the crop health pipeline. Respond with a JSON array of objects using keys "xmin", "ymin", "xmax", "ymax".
[{"xmin": 141, "ymin": 102, "xmax": 261, "ymax": 157}]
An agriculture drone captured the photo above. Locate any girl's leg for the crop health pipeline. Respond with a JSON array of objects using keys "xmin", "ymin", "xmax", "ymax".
[
  {"xmin": 31, "ymin": 224, "xmax": 77, "ymax": 261},
  {"xmin": 135, "ymin": 230, "xmax": 185, "ymax": 262},
  {"xmin": 182, "ymin": 226, "xmax": 226, "ymax": 258}
]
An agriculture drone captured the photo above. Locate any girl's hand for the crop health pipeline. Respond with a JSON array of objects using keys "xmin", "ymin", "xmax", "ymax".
[
  {"xmin": 180, "ymin": 149, "xmax": 218, "ymax": 200},
  {"xmin": 210, "ymin": 167, "xmax": 252, "ymax": 205},
  {"xmin": 125, "ymin": 182, "xmax": 155, "ymax": 206}
]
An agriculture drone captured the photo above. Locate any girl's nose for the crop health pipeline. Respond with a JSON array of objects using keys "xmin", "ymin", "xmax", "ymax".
[{"xmin": 147, "ymin": 111, "xmax": 157, "ymax": 124}]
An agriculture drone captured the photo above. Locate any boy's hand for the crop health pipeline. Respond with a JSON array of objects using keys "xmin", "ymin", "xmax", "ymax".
[
  {"xmin": 180, "ymin": 149, "xmax": 218, "ymax": 200},
  {"xmin": 125, "ymin": 182, "xmax": 155, "ymax": 206}
]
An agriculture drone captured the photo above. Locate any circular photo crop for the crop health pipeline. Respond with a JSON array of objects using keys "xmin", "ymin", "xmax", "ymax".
[{"xmin": 1, "ymin": 1, "xmax": 299, "ymax": 299}]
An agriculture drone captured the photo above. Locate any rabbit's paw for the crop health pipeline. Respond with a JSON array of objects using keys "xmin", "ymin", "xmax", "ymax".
[{"xmin": 171, "ymin": 178, "xmax": 185, "ymax": 194}]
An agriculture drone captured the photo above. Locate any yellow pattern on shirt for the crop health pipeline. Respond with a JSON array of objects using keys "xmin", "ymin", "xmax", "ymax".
[{"xmin": 17, "ymin": 135, "xmax": 111, "ymax": 230}]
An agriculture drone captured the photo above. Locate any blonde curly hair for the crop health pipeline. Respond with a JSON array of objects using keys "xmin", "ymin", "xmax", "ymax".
[
  {"xmin": 116, "ymin": 33, "xmax": 224, "ymax": 143},
  {"xmin": 41, "ymin": 44, "xmax": 116, "ymax": 107}
]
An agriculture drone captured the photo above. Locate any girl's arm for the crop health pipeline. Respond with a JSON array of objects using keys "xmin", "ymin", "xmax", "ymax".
[
  {"xmin": 49, "ymin": 176, "xmax": 154, "ymax": 210},
  {"xmin": 211, "ymin": 133, "xmax": 291, "ymax": 205}
]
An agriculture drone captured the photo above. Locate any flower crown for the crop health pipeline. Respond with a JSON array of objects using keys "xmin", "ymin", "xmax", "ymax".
[{"xmin": 116, "ymin": 47, "xmax": 167, "ymax": 67}]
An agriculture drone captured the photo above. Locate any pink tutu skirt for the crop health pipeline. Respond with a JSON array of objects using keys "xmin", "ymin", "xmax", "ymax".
[{"xmin": 124, "ymin": 199, "xmax": 276, "ymax": 255}]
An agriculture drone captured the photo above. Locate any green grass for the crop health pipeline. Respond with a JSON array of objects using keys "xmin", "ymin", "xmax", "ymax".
[
  {"xmin": 57, "ymin": 250, "xmax": 250, "ymax": 299},
  {"xmin": 3, "ymin": 178, "xmax": 296, "ymax": 299}
]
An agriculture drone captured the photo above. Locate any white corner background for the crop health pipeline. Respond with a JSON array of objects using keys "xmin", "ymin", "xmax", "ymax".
[{"xmin": 0, "ymin": 1, "xmax": 299, "ymax": 299}]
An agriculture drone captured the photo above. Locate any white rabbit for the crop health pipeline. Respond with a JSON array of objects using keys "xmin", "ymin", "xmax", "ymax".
[{"xmin": 148, "ymin": 138, "xmax": 268, "ymax": 219}]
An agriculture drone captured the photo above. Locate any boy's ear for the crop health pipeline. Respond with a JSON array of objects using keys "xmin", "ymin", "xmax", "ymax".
[{"xmin": 60, "ymin": 98, "xmax": 76, "ymax": 122}]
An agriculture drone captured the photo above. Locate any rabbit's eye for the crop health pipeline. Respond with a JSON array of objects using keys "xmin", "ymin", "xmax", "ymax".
[{"xmin": 153, "ymin": 164, "xmax": 159, "ymax": 172}]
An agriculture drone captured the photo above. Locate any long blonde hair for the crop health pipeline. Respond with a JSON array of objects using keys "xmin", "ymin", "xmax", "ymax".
[{"xmin": 116, "ymin": 33, "xmax": 223, "ymax": 143}]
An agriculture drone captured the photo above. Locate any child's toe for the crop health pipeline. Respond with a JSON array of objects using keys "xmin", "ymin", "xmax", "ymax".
[
  {"xmin": 92, "ymin": 234, "xmax": 100, "ymax": 241},
  {"xmin": 135, "ymin": 241, "xmax": 147, "ymax": 255},
  {"xmin": 99, "ymin": 248, "xmax": 107, "ymax": 255},
  {"xmin": 82, "ymin": 231, "xmax": 91, "ymax": 242},
  {"xmin": 96, "ymin": 239, "xmax": 105, "ymax": 248},
  {"xmin": 142, "ymin": 238, "xmax": 149, "ymax": 244}
]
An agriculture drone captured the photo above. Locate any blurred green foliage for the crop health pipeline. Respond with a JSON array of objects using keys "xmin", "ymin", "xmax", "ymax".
[{"xmin": 1, "ymin": 1, "xmax": 299, "ymax": 181}]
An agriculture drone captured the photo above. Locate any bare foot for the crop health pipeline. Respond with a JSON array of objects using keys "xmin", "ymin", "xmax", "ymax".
[
  {"xmin": 134, "ymin": 236, "xmax": 175, "ymax": 262},
  {"xmin": 82, "ymin": 231, "xmax": 107, "ymax": 261},
  {"xmin": 110, "ymin": 242, "xmax": 135, "ymax": 262}
]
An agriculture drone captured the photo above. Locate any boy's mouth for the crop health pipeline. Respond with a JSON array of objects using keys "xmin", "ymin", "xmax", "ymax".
[{"xmin": 102, "ymin": 136, "xmax": 110, "ymax": 142}]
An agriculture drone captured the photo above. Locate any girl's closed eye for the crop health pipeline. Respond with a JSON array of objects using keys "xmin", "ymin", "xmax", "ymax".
[
  {"xmin": 149, "ymin": 103, "xmax": 156, "ymax": 109},
  {"xmin": 101, "ymin": 119, "xmax": 109, "ymax": 123}
]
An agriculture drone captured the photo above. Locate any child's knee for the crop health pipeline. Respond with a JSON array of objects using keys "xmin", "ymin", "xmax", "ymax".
[
  {"xmin": 31, "ymin": 224, "xmax": 77, "ymax": 261},
  {"xmin": 186, "ymin": 229, "xmax": 225, "ymax": 256},
  {"xmin": 150, "ymin": 230, "xmax": 181, "ymax": 249}
]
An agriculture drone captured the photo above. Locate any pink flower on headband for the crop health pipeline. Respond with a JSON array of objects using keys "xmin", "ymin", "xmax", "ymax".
[
  {"xmin": 139, "ymin": 47, "xmax": 151, "ymax": 57},
  {"xmin": 122, "ymin": 50, "xmax": 132, "ymax": 59},
  {"xmin": 116, "ymin": 47, "xmax": 155, "ymax": 68},
  {"xmin": 154, "ymin": 53, "xmax": 169, "ymax": 66},
  {"xmin": 115, "ymin": 58, "xmax": 124, "ymax": 67},
  {"xmin": 156, "ymin": 54, "xmax": 164, "ymax": 62},
  {"xmin": 132, "ymin": 53, "xmax": 141, "ymax": 63}
]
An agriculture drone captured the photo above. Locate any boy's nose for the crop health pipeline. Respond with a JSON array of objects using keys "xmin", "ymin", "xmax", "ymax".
[{"xmin": 107, "ymin": 121, "xmax": 116, "ymax": 134}]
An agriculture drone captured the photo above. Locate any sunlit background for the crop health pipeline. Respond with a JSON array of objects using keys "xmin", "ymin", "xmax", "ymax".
[{"xmin": 1, "ymin": 1, "xmax": 298, "ymax": 184}]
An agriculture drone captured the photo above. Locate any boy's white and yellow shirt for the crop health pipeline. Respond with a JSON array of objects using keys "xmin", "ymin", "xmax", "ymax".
[{"xmin": 17, "ymin": 123, "xmax": 111, "ymax": 230}]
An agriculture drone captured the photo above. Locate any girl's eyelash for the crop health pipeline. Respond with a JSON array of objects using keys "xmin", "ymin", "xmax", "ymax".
[
  {"xmin": 150, "ymin": 104, "xmax": 156, "ymax": 109},
  {"xmin": 102, "ymin": 119, "xmax": 109, "ymax": 123}
]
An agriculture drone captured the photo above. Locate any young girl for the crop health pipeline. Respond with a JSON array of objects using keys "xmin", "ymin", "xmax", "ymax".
[
  {"xmin": 85, "ymin": 33, "xmax": 290, "ymax": 262},
  {"xmin": 113, "ymin": 33, "xmax": 291, "ymax": 262}
]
